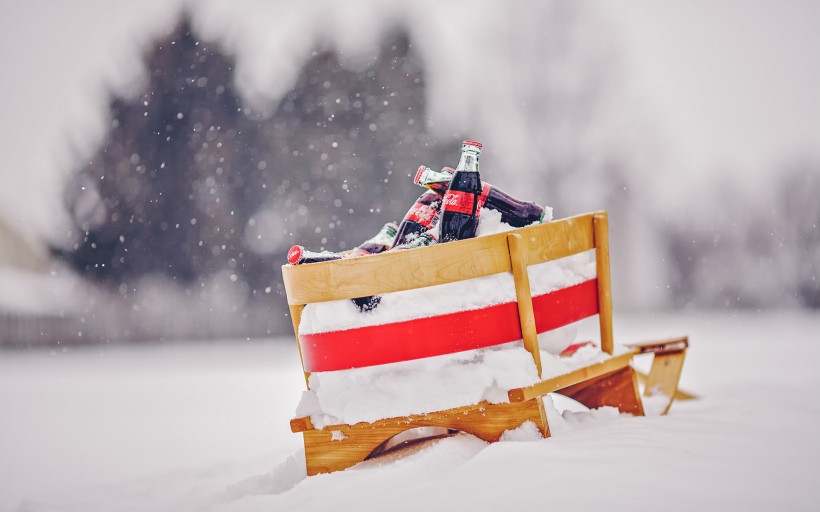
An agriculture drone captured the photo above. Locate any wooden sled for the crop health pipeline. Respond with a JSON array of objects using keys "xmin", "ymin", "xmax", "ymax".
[{"xmin": 282, "ymin": 211, "xmax": 689, "ymax": 476}]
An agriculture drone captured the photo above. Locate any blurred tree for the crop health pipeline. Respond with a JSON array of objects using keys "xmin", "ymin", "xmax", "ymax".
[
  {"xmin": 58, "ymin": 16, "xmax": 259, "ymax": 290},
  {"xmin": 779, "ymin": 164, "xmax": 820, "ymax": 308},
  {"xmin": 664, "ymin": 164, "xmax": 820, "ymax": 309},
  {"xmin": 238, "ymin": 30, "xmax": 454, "ymax": 292},
  {"xmin": 57, "ymin": 15, "xmax": 455, "ymax": 310}
]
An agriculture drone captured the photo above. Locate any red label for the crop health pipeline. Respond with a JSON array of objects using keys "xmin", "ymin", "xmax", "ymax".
[
  {"xmin": 406, "ymin": 203, "xmax": 438, "ymax": 227},
  {"xmin": 476, "ymin": 183, "xmax": 491, "ymax": 211},
  {"xmin": 442, "ymin": 190, "xmax": 476, "ymax": 215}
]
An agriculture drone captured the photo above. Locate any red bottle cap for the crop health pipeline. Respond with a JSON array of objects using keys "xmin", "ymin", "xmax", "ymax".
[
  {"xmin": 287, "ymin": 245, "xmax": 303, "ymax": 265},
  {"xmin": 462, "ymin": 140, "xmax": 482, "ymax": 149},
  {"xmin": 414, "ymin": 165, "xmax": 426, "ymax": 185}
]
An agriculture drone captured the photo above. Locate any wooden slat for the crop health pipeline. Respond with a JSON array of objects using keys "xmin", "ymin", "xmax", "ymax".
[
  {"xmin": 629, "ymin": 336, "xmax": 693, "ymax": 403},
  {"xmin": 507, "ymin": 233, "xmax": 542, "ymax": 376},
  {"xmin": 297, "ymin": 399, "xmax": 549, "ymax": 475},
  {"xmin": 635, "ymin": 371, "xmax": 697, "ymax": 400},
  {"xmin": 507, "ymin": 350, "xmax": 636, "ymax": 402},
  {"xmin": 627, "ymin": 336, "xmax": 688, "ymax": 355},
  {"xmin": 281, "ymin": 212, "xmax": 596, "ymax": 304},
  {"xmin": 291, "ymin": 416, "xmax": 313, "ymax": 433},
  {"xmin": 643, "ymin": 350, "xmax": 687, "ymax": 415},
  {"xmin": 523, "ymin": 212, "xmax": 596, "ymax": 268},
  {"xmin": 289, "ymin": 304, "xmax": 310, "ymax": 389},
  {"xmin": 534, "ymin": 396, "xmax": 550, "ymax": 438},
  {"xmin": 561, "ymin": 365, "xmax": 644, "ymax": 416},
  {"xmin": 292, "ymin": 399, "xmax": 546, "ymax": 434},
  {"xmin": 593, "ymin": 212, "xmax": 614, "ymax": 354}
]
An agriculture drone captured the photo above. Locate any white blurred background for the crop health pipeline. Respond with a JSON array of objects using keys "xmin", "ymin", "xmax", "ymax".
[{"xmin": 0, "ymin": 0, "xmax": 818, "ymax": 346}]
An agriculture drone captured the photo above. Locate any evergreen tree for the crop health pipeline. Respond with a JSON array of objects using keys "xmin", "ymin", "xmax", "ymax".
[
  {"xmin": 780, "ymin": 165, "xmax": 820, "ymax": 308},
  {"xmin": 59, "ymin": 17, "xmax": 258, "ymax": 289},
  {"xmin": 239, "ymin": 29, "xmax": 455, "ymax": 290},
  {"xmin": 58, "ymin": 19, "xmax": 456, "ymax": 313}
]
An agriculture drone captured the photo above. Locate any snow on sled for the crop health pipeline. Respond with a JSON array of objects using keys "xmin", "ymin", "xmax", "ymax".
[{"xmin": 282, "ymin": 211, "xmax": 689, "ymax": 476}]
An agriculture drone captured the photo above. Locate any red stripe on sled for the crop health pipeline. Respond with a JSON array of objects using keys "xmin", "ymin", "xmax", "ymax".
[{"xmin": 299, "ymin": 278, "xmax": 599, "ymax": 372}]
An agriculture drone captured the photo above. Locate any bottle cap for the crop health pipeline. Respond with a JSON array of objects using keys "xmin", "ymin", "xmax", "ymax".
[
  {"xmin": 462, "ymin": 140, "xmax": 483, "ymax": 149},
  {"xmin": 287, "ymin": 245, "xmax": 303, "ymax": 265},
  {"xmin": 414, "ymin": 165, "xmax": 427, "ymax": 185}
]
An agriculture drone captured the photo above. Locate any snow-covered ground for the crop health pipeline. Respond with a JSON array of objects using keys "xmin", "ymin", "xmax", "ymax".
[{"xmin": 1, "ymin": 311, "xmax": 819, "ymax": 511}]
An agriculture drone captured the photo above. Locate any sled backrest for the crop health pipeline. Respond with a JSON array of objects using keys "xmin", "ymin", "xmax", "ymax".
[{"xmin": 282, "ymin": 211, "xmax": 614, "ymax": 386}]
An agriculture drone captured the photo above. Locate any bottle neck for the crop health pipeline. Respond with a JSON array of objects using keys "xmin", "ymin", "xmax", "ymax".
[
  {"xmin": 456, "ymin": 149, "xmax": 480, "ymax": 173},
  {"xmin": 416, "ymin": 167, "xmax": 453, "ymax": 193}
]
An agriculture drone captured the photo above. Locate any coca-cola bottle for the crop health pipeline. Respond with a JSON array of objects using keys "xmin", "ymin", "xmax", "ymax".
[
  {"xmin": 348, "ymin": 222, "xmax": 399, "ymax": 256},
  {"xmin": 413, "ymin": 165, "xmax": 453, "ymax": 195},
  {"xmin": 286, "ymin": 245, "xmax": 343, "ymax": 265},
  {"xmin": 391, "ymin": 189, "xmax": 442, "ymax": 248},
  {"xmin": 350, "ymin": 222, "xmax": 399, "ymax": 313},
  {"xmin": 481, "ymin": 185, "xmax": 546, "ymax": 227},
  {"xmin": 415, "ymin": 166, "xmax": 546, "ymax": 228},
  {"xmin": 392, "ymin": 229, "xmax": 438, "ymax": 250},
  {"xmin": 355, "ymin": 221, "xmax": 441, "ymax": 312},
  {"xmin": 439, "ymin": 140, "xmax": 483, "ymax": 242},
  {"xmin": 286, "ymin": 222, "xmax": 398, "ymax": 265}
]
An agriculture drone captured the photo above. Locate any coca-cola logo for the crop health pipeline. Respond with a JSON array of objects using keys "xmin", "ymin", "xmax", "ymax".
[
  {"xmin": 442, "ymin": 191, "xmax": 475, "ymax": 215},
  {"xmin": 476, "ymin": 183, "xmax": 491, "ymax": 211}
]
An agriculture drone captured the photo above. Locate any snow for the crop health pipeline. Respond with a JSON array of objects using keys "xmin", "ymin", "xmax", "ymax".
[
  {"xmin": 297, "ymin": 340, "xmax": 611, "ymax": 429},
  {"xmin": 298, "ymin": 343, "xmax": 538, "ymax": 428},
  {"xmin": 2, "ymin": 311, "xmax": 819, "ymax": 511},
  {"xmin": 499, "ymin": 421, "xmax": 544, "ymax": 442}
]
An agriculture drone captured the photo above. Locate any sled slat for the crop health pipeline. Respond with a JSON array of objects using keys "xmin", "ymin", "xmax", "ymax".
[
  {"xmin": 561, "ymin": 365, "xmax": 645, "ymax": 416},
  {"xmin": 507, "ymin": 351, "xmax": 636, "ymax": 402},
  {"xmin": 508, "ymin": 233, "xmax": 542, "ymax": 376},
  {"xmin": 643, "ymin": 350, "xmax": 687, "ymax": 414},
  {"xmin": 290, "ymin": 416, "xmax": 313, "ymax": 433},
  {"xmin": 594, "ymin": 212, "xmax": 614, "ymax": 355},
  {"xmin": 635, "ymin": 371, "xmax": 697, "ymax": 400},
  {"xmin": 627, "ymin": 336, "xmax": 689, "ymax": 355},
  {"xmin": 282, "ymin": 212, "xmax": 595, "ymax": 304},
  {"xmin": 295, "ymin": 399, "xmax": 549, "ymax": 475},
  {"xmin": 289, "ymin": 304, "xmax": 310, "ymax": 389}
]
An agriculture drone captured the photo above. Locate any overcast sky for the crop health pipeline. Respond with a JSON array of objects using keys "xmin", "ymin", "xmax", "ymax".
[
  {"xmin": 1, "ymin": 0, "xmax": 818, "ymax": 243},
  {"xmin": 598, "ymin": 0, "xmax": 820, "ymax": 188}
]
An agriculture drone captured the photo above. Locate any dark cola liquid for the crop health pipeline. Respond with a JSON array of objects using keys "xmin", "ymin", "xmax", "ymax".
[
  {"xmin": 484, "ymin": 186, "xmax": 545, "ymax": 227},
  {"xmin": 392, "ymin": 190, "xmax": 442, "ymax": 248},
  {"xmin": 418, "ymin": 169, "xmax": 545, "ymax": 228},
  {"xmin": 354, "ymin": 222, "xmax": 398, "ymax": 255},
  {"xmin": 439, "ymin": 170, "xmax": 482, "ymax": 242}
]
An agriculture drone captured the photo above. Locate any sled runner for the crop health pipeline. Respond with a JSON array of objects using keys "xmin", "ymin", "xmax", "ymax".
[{"xmin": 282, "ymin": 211, "xmax": 689, "ymax": 475}]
